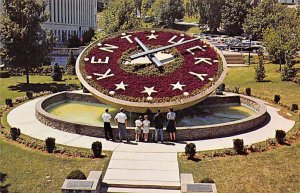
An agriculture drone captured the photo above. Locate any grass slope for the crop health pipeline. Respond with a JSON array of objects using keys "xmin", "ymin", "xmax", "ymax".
[{"xmin": 179, "ymin": 142, "xmax": 300, "ymax": 193}]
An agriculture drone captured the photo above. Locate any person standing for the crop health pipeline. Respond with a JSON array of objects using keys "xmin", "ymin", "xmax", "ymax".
[
  {"xmin": 101, "ymin": 108, "xmax": 114, "ymax": 141},
  {"xmin": 142, "ymin": 115, "xmax": 150, "ymax": 142},
  {"xmin": 166, "ymin": 107, "xmax": 176, "ymax": 142},
  {"xmin": 153, "ymin": 109, "xmax": 164, "ymax": 143},
  {"xmin": 135, "ymin": 116, "xmax": 143, "ymax": 142},
  {"xmin": 114, "ymin": 108, "xmax": 130, "ymax": 142}
]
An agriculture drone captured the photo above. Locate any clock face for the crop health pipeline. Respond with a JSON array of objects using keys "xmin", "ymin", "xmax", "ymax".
[{"xmin": 76, "ymin": 29, "xmax": 227, "ymax": 112}]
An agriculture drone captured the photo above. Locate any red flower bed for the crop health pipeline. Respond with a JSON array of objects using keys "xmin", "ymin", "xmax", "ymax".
[{"xmin": 80, "ymin": 29, "xmax": 222, "ymax": 102}]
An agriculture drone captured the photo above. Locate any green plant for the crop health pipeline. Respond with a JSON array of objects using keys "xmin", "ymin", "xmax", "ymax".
[
  {"xmin": 52, "ymin": 63, "xmax": 63, "ymax": 81},
  {"xmin": 185, "ymin": 143, "xmax": 196, "ymax": 159},
  {"xmin": 66, "ymin": 170, "xmax": 87, "ymax": 180},
  {"xmin": 291, "ymin": 104, "xmax": 298, "ymax": 112},
  {"xmin": 254, "ymin": 50, "xmax": 266, "ymax": 82},
  {"xmin": 275, "ymin": 130, "xmax": 286, "ymax": 144},
  {"xmin": 234, "ymin": 86, "xmax": 240, "ymax": 93},
  {"xmin": 50, "ymin": 85, "xmax": 58, "ymax": 93},
  {"xmin": 233, "ymin": 139, "xmax": 244, "ymax": 154},
  {"xmin": 5, "ymin": 99, "xmax": 13, "ymax": 107},
  {"xmin": 219, "ymin": 83, "xmax": 225, "ymax": 91},
  {"xmin": 200, "ymin": 177, "xmax": 215, "ymax": 183},
  {"xmin": 274, "ymin": 95, "xmax": 281, "ymax": 104},
  {"xmin": 245, "ymin": 88, "xmax": 251, "ymax": 96},
  {"xmin": 26, "ymin": 91, "xmax": 33, "ymax": 99},
  {"xmin": 0, "ymin": 70, "xmax": 10, "ymax": 78},
  {"xmin": 91, "ymin": 141, "xmax": 102, "ymax": 158},
  {"xmin": 45, "ymin": 137, "xmax": 56, "ymax": 153},
  {"xmin": 10, "ymin": 127, "xmax": 21, "ymax": 140}
]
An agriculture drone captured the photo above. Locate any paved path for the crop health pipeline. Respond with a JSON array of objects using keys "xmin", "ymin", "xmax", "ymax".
[{"xmin": 7, "ymin": 97, "xmax": 295, "ymax": 152}]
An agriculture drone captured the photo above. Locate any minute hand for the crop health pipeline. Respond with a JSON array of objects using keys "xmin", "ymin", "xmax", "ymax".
[{"xmin": 130, "ymin": 37, "xmax": 200, "ymax": 60}]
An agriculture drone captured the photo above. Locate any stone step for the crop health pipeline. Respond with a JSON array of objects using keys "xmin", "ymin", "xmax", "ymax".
[
  {"xmin": 108, "ymin": 159, "xmax": 179, "ymax": 171},
  {"xmin": 111, "ymin": 152, "xmax": 178, "ymax": 162},
  {"xmin": 104, "ymin": 168, "xmax": 180, "ymax": 182},
  {"xmin": 226, "ymin": 60, "xmax": 245, "ymax": 64},
  {"xmin": 103, "ymin": 179, "xmax": 181, "ymax": 190},
  {"xmin": 101, "ymin": 186, "xmax": 181, "ymax": 193}
]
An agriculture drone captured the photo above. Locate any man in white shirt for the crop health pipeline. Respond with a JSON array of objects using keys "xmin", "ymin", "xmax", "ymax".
[
  {"xmin": 101, "ymin": 108, "xmax": 114, "ymax": 141},
  {"xmin": 114, "ymin": 108, "xmax": 130, "ymax": 142}
]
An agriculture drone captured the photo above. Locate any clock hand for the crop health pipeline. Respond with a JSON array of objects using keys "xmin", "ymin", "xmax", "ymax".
[
  {"xmin": 134, "ymin": 37, "xmax": 163, "ymax": 67},
  {"xmin": 130, "ymin": 37, "xmax": 200, "ymax": 60}
]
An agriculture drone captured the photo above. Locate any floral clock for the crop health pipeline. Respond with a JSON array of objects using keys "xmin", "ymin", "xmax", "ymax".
[{"xmin": 76, "ymin": 29, "xmax": 227, "ymax": 113}]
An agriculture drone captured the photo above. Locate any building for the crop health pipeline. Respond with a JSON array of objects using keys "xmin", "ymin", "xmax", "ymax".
[
  {"xmin": 278, "ymin": 0, "xmax": 299, "ymax": 4},
  {"xmin": 42, "ymin": 0, "xmax": 97, "ymax": 45}
]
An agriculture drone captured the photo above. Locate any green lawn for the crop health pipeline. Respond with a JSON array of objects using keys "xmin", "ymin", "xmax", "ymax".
[
  {"xmin": 0, "ymin": 138, "xmax": 111, "ymax": 193},
  {"xmin": 0, "ymin": 75, "xmax": 80, "ymax": 105},
  {"xmin": 178, "ymin": 142, "xmax": 300, "ymax": 193},
  {"xmin": 223, "ymin": 63, "xmax": 300, "ymax": 106},
  {"xmin": 179, "ymin": 62, "xmax": 300, "ymax": 193}
]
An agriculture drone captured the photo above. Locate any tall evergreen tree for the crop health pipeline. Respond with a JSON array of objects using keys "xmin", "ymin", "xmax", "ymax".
[
  {"xmin": 221, "ymin": 0, "xmax": 249, "ymax": 36},
  {"xmin": 65, "ymin": 50, "xmax": 76, "ymax": 75},
  {"xmin": 255, "ymin": 50, "xmax": 266, "ymax": 82},
  {"xmin": 0, "ymin": 0, "xmax": 55, "ymax": 84}
]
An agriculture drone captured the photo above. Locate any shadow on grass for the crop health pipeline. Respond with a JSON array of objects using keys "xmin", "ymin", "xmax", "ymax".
[
  {"xmin": 8, "ymin": 83, "xmax": 80, "ymax": 93},
  {"xmin": 0, "ymin": 172, "xmax": 10, "ymax": 193},
  {"xmin": 187, "ymin": 157, "xmax": 202, "ymax": 162}
]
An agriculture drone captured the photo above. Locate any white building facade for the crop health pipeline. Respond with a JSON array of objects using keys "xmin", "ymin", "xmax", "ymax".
[{"xmin": 42, "ymin": 0, "xmax": 97, "ymax": 45}]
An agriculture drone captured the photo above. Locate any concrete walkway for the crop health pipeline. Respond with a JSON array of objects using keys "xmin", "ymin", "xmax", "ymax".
[{"xmin": 7, "ymin": 97, "xmax": 295, "ymax": 152}]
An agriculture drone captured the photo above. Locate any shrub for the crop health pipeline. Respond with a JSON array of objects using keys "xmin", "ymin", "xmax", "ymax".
[
  {"xmin": 215, "ymin": 88, "xmax": 223, "ymax": 95},
  {"xmin": 233, "ymin": 139, "xmax": 244, "ymax": 154},
  {"xmin": 45, "ymin": 137, "xmax": 56, "ymax": 153},
  {"xmin": 274, "ymin": 95, "xmax": 281, "ymax": 104},
  {"xmin": 254, "ymin": 50, "xmax": 266, "ymax": 82},
  {"xmin": 234, "ymin": 86, "xmax": 240, "ymax": 93},
  {"xmin": 91, "ymin": 141, "xmax": 102, "ymax": 158},
  {"xmin": 200, "ymin": 177, "xmax": 215, "ymax": 183},
  {"xmin": 52, "ymin": 63, "xmax": 63, "ymax": 81},
  {"xmin": 66, "ymin": 170, "xmax": 87, "ymax": 180},
  {"xmin": 275, "ymin": 130, "xmax": 286, "ymax": 144},
  {"xmin": 0, "ymin": 70, "xmax": 10, "ymax": 78},
  {"xmin": 26, "ymin": 91, "xmax": 33, "ymax": 99},
  {"xmin": 5, "ymin": 99, "xmax": 13, "ymax": 107},
  {"xmin": 245, "ymin": 88, "xmax": 251, "ymax": 96},
  {"xmin": 10, "ymin": 127, "xmax": 21, "ymax": 140},
  {"xmin": 219, "ymin": 83, "xmax": 225, "ymax": 91},
  {"xmin": 185, "ymin": 143, "xmax": 196, "ymax": 159},
  {"xmin": 291, "ymin": 104, "xmax": 298, "ymax": 111},
  {"xmin": 50, "ymin": 85, "xmax": 58, "ymax": 93}
]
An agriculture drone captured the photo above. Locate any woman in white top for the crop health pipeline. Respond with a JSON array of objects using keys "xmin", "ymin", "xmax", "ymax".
[
  {"xmin": 135, "ymin": 116, "xmax": 143, "ymax": 142},
  {"xmin": 143, "ymin": 115, "xmax": 150, "ymax": 142},
  {"xmin": 166, "ymin": 107, "xmax": 176, "ymax": 142}
]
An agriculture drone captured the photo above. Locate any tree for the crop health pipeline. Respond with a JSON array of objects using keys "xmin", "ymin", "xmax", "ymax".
[
  {"xmin": 67, "ymin": 35, "xmax": 82, "ymax": 48},
  {"xmin": 262, "ymin": 6, "xmax": 300, "ymax": 68},
  {"xmin": 65, "ymin": 50, "xmax": 76, "ymax": 75},
  {"xmin": 186, "ymin": 0, "xmax": 225, "ymax": 33},
  {"xmin": 281, "ymin": 52, "xmax": 297, "ymax": 81},
  {"xmin": 0, "ymin": 0, "xmax": 55, "ymax": 84},
  {"xmin": 141, "ymin": 0, "xmax": 156, "ymax": 18},
  {"xmin": 151, "ymin": 0, "xmax": 185, "ymax": 27},
  {"xmin": 243, "ymin": 0, "xmax": 278, "ymax": 39},
  {"xmin": 221, "ymin": 0, "xmax": 249, "ymax": 36},
  {"xmin": 52, "ymin": 63, "xmax": 63, "ymax": 81},
  {"xmin": 82, "ymin": 28, "xmax": 95, "ymax": 45},
  {"xmin": 103, "ymin": 0, "xmax": 140, "ymax": 33},
  {"xmin": 254, "ymin": 50, "xmax": 266, "ymax": 82}
]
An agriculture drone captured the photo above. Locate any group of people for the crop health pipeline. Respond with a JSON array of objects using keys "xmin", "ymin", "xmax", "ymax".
[{"xmin": 101, "ymin": 107, "xmax": 177, "ymax": 143}]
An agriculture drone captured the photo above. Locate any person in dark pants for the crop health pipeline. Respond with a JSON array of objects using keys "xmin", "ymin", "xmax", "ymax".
[
  {"xmin": 114, "ymin": 108, "xmax": 130, "ymax": 142},
  {"xmin": 101, "ymin": 109, "xmax": 114, "ymax": 140},
  {"xmin": 153, "ymin": 109, "xmax": 164, "ymax": 143},
  {"xmin": 166, "ymin": 107, "xmax": 176, "ymax": 141}
]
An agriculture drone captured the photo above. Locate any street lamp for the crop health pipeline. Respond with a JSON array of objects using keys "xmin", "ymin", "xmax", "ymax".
[{"xmin": 248, "ymin": 35, "xmax": 252, "ymax": 66}]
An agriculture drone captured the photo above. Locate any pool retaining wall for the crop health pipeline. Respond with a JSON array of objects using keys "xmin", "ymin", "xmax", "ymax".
[{"xmin": 35, "ymin": 92, "xmax": 268, "ymax": 141}]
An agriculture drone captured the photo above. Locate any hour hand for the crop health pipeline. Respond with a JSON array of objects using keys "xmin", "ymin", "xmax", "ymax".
[{"xmin": 134, "ymin": 37, "xmax": 163, "ymax": 67}]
